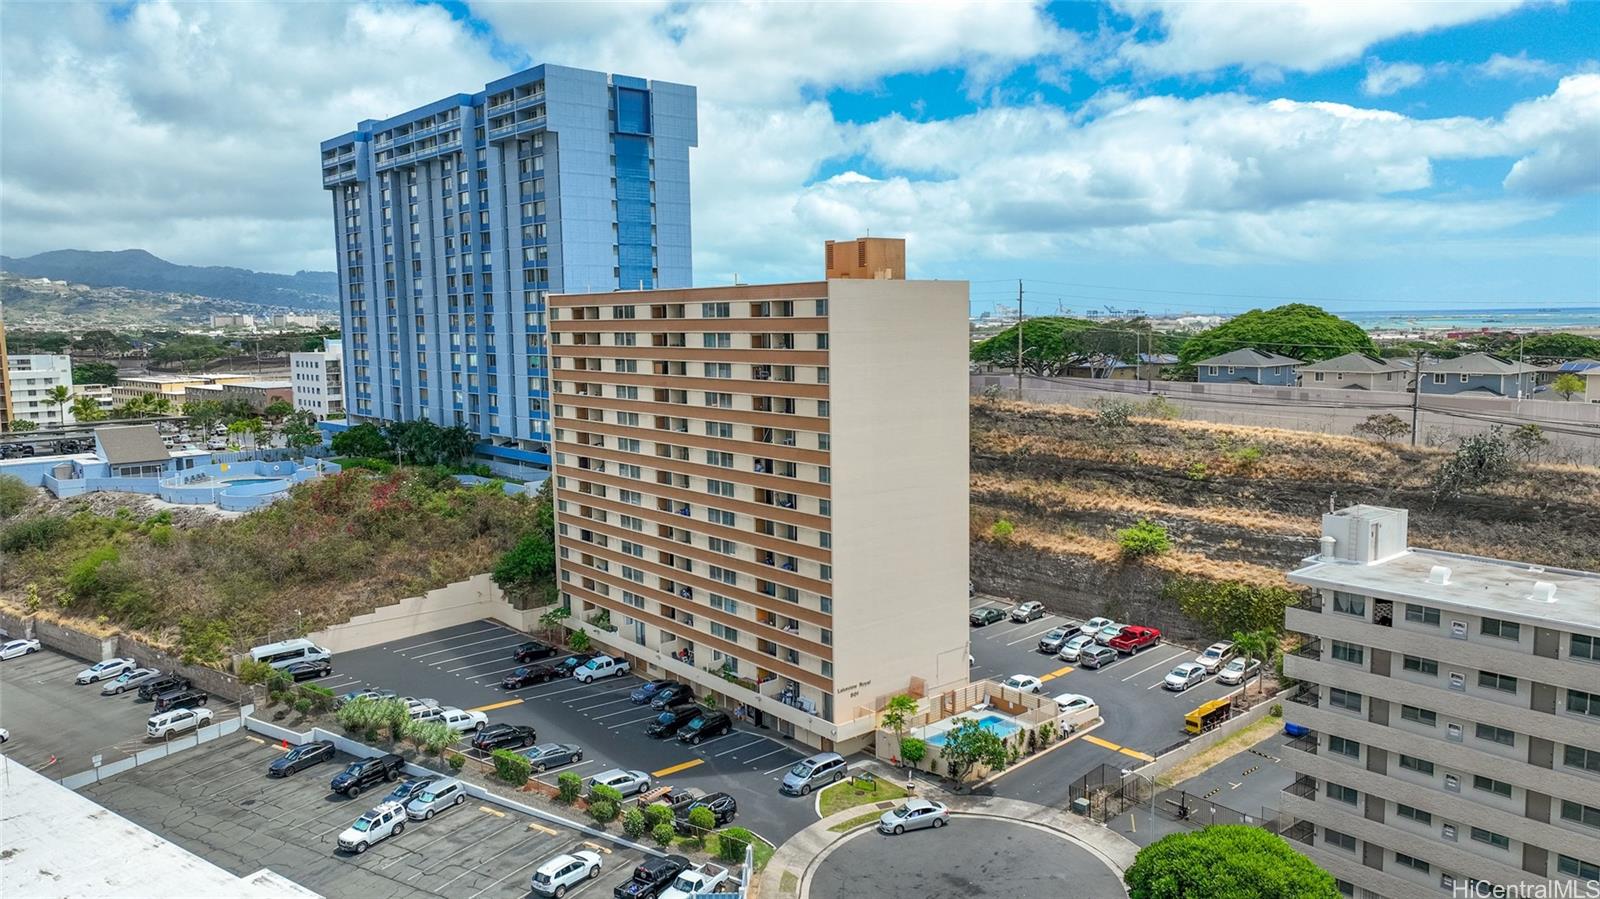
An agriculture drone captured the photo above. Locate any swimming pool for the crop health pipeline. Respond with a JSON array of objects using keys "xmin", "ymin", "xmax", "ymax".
[
  {"xmin": 924, "ymin": 713, "xmax": 1022, "ymax": 747},
  {"xmin": 221, "ymin": 477, "xmax": 281, "ymax": 485}
]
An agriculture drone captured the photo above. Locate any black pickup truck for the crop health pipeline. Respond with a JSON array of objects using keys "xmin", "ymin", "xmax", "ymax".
[
  {"xmin": 329, "ymin": 753, "xmax": 405, "ymax": 798},
  {"xmin": 613, "ymin": 855, "xmax": 691, "ymax": 899}
]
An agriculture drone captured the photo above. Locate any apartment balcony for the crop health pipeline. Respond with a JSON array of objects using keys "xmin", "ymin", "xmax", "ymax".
[
  {"xmin": 650, "ymin": 304, "xmax": 686, "ymax": 320},
  {"xmin": 1283, "ymin": 773, "xmax": 1318, "ymax": 800},
  {"xmin": 651, "ymin": 333, "xmax": 688, "ymax": 348},
  {"xmin": 652, "ymin": 389, "xmax": 689, "ymax": 405},
  {"xmin": 751, "ymin": 301, "xmax": 795, "ymax": 318},
  {"xmin": 756, "ymin": 428, "xmax": 798, "ymax": 447},
  {"xmin": 750, "ymin": 334, "xmax": 796, "ymax": 351},
  {"xmin": 753, "ymin": 397, "xmax": 797, "ymax": 415},
  {"xmin": 755, "ymin": 489, "xmax": 799, "ymax": 511},
  {"xmin": 1285, "ymin": 730, "xmax": 1319, "ymax": 756},
  {"xmin": 755, "ymin": 518, "xmax": 800, "ymax": 541}
]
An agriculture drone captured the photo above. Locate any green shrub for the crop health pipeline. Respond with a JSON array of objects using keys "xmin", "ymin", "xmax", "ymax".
[
  {"xmin": 557, "ymin": 771, "xmax": 583, "ymax": 804},
  {"xmin": 622, "ymin": 807, "xmax": 647, "ymax": 839},
  {"xmin": 65, "ymin": 545, "xmax": 123, "ymax": 603},
  {"xmin": 0, "ymin": 514, "xmax": 67, "ymax": 552},
  {"xmin": 688, "ymin": 805, "xmax": 716, "ymax": 835},
  {"xmin": 448, "ymin": 752, "xmax": 466, "ymax": 772},
  {"xmin": 336, "ymin": 696, "xmax": 377, "ymax": 733},
  {"xmin": 643, "ymin": 802, "xmax": 673, "ymax": 829},
  {"xmin": 568, "ymin": 628, "xmax": 591, "ymax": 652},
  {"xmin": 1185, "ymin": 461, "xmax": 1208, "ymax": 481},
  {"xmin": 1116, "ymin": 519, "xmax": 1172, "ymax": 559},
  {"xmin": 176, "ymin": 616, "xmax": 233, "ymax": 667},
  {"xmin": 588, "ymin": 783, "xmax": 625, "ymax": 806},
  {"xmin": 0, "ymin": 475, "xmax": 34, "ymax": 519},
  {"xmin": 491, "ymin": 748, "xmax": 532, "ymax": 786},
  {"xmin": 299, "ymin": 683, "xmax": 335, "ymax": 713},
  {"xmin": 717, "ymin": 826, "xmax": 754, "ymax": 863},
  {"xmin": 588, "ymin": 799, "xmax": 619, "ymax": 823},
  {"xmin": 989, "ymin": 518, "xmax": 1015, "ymax": 540},
  {"xmin": 652, "ymin": 822, "xmax": 676, "ymax": 848},
  {"xmin": 293, "ymin": 697, "xmax": 313, "ymax": 714},
  {"xmin": 238, "ymin": 659, "xmax": 275, "ymax": 685},
  {"xmin": 266, "ymin": 668, "xmax": 294, "ymax": 693},
  {"xmin": 1270, "ymin": 703, "xmax": 1283, "ymax": 718}
]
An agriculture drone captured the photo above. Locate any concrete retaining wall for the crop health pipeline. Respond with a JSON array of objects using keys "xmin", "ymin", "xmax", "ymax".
[
  {"xmin": 1, "ymin": 610, "xmax": 253, "ymax": 703},
  {"xmin": 306, "ymin": 574, "xmax": 550, "ymax": 654},
  {"xmin": 1135, "ymin": 692, "xmax": 1282, "ymax": 782},
  {"xmin": 60, "ymin": 706, "xmax": 252, "ymax": 788}
]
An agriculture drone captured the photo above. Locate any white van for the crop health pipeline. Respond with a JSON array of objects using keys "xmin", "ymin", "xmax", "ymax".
[{"xmin": 250, "ymin": 638, "xmax": 332, "ymax": 671}]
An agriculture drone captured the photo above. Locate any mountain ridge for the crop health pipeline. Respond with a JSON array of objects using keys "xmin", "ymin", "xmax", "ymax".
[{"xmin": 0, "ymin": 248, "xmax": 337, "ymax": 310}]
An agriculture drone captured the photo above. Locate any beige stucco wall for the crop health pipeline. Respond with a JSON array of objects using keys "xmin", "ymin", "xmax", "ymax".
[
  {"xmin": 826, "ymin": 278, "xmax": 971, "ymax": 727},
  {"xmin": 307, "ymin": 574, "xmax": 548, "ymax": 653}
]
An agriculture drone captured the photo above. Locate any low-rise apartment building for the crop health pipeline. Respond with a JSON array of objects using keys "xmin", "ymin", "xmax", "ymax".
[
  {"xmin": 218, "ymin": 380, "xmax": 293, "ymax": 412},
  {"xmin": 290, "ymin": 338, "xmax": 344, "ymax": 419},
  {"xmin": 112, "ymin": 373, "xmax": 255, "ymax": 407},
  {"xmin": 546, "ymin": 252, "xmax": 970, "ymax": 751},
  {"xmin": 5, "ymin": 353, "xmax": 75, "ymax": 427},
  {"xmin": 1280, "ymin": 504, "xmax": 1600, "ymax": 899}
]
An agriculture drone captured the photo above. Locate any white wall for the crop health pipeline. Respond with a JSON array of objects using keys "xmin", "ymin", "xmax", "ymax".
[{"xmin": 306, "ymin": 574, "xmax": 549, "ymax": 653}]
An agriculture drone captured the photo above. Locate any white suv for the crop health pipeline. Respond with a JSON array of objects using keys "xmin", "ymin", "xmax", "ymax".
[
  {"xmin": 436, "ymin": 707, "xmax": 489, "ymax": 733},
  {"xmin": 530, "ymin": 850, "xmax": 602, "ymax": 897},
  {"xmin": 337, "ymin": 801, "xmax": 407, "ymax": 854},
  {"xmin": 147, "ymin": 707, "xmax": 214, "ymax": 738}
]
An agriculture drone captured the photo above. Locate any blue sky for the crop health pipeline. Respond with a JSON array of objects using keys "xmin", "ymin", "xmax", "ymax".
[{"xmin": 1, "ymin": 1, "xmax": 1595, "ymax": 317}]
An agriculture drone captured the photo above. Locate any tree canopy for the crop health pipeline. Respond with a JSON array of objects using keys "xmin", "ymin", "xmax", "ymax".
[
  {"xmin": 72, "ymin": 361, "xmax": 120, "ymax": 386},
  {"xmin": 1125, "ymin": 826, "xmax": 1337, "ymax": 899},
  {"xmin": 330, "ymin": 422, "xmax": 391, "ymax": 458},
  {"xmin": 971, "ymin": 317, "xmax": 1175, "ymax": 376},
  {"xmin": 1514, "ymin": 332, "xmax": 1600, "ymax": 361},
  {"xmin": 1177, "ymin": 304, "xmax": 1375, "ymax": 366}
]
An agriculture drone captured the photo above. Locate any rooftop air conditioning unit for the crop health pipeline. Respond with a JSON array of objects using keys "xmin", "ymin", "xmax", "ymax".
[
  {"xmin": 1427, "ymin": 565, "xmax": 1451, "ymax": 586},
  {"xmin": 1529, "ymin": 582, "xmax": 1557, "ymax": 603}
]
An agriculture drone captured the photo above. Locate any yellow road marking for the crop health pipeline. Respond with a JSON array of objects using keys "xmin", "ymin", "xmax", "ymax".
[
  {"xmin": 1039, "ymin": 665, "xmax": 1075, "ymax": 682},
  {"xmin": 468, "ymin": 699, "xmax": 525, "ymax": 713},
  {"xmin": 582, "ymin": 841, "xmax": 612, "ymax": 854},
  {"xmin": 246, "ymin": 736, "xmax": 265, "ymax": 745},
  {"xmin": 1120, "ymin": 747, "xmax": 1155, "ymax": 762},
  {"xmin": 651, "ymin": 758, "xmax": 705, "ymax": 778},
  {"xmin": 479, "ymin": 806, "xmax": 507, "ymax": 818},
  {"xmin": 1083, "ymin": 734, "xmax": 1155, "ymax": 762},
  {"xmin": 528, "ymin": 822, "xmax": 558, "ymax": 835}
]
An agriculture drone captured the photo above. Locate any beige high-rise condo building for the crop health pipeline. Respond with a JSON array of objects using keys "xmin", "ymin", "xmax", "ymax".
[
  {"xmin": 1280, "ymin": 505, "xmax": 1600, "ymax": 898},
  {"xmin": 547, "ymin": 244, "xmax": 969, "ymax": 750}
]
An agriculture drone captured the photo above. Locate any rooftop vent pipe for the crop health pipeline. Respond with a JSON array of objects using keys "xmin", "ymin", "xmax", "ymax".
[
  {"xmin": 1427, "ymin": 565, "xmax": 1451, "ymax": 586},
  {"xmin": 1320, "ymin": 536, "xmax": 1337, "ymax": 561},
  {"xmin": 1530, "ymin": 581, "xmax": 1557, "ymax": 603}
]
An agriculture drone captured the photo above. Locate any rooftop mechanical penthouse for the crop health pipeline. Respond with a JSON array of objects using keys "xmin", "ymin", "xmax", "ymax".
[{"xmin": 321, "ymin": 64, "xmax": 697, "ymax": 477}]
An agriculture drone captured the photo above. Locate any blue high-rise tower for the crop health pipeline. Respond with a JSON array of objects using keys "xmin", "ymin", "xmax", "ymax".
[{"xmin": 320, "ymin": 64, "xmax": 696, "ymax": 476}]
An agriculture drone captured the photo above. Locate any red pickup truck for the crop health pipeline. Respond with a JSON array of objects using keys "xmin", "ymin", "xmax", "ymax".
[{"xmin": 1108, "ymin": 625, "xmax": 1161, "ymax": 654}]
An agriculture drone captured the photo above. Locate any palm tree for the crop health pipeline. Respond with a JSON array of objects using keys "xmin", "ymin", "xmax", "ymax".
[
  {"xmin": 45, "ymin": 385, "xmax": 71, "ymax": 429},
  {"xmin": 70, "ymin": 394, "xmax": 104, "ymax": 423}
]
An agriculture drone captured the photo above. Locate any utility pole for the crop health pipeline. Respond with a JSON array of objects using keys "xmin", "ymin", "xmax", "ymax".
[
  {"xmin": 1410, "ymin": 350, "xmax": 1422, "ymax": 447},
  {"xmin": 1015, "ymin": 279, "xmax": 1024, "ymax": 400}
]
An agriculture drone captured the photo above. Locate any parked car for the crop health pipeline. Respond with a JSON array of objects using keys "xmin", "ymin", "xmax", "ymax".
[
  {"xmin": 75, "ymin": 658, "xmax": 136, "ymax": 684},
  {"xmin": 523, "ymin": 742, "xmax": 583, "ymax": 773},
  {"xmin": 1051, "ymin": 693, "xmax": 1097, "ymax": 718},
  {"xmin": 404, "ymin": 777, "xmax": 468, "ymax": 820},
  {"xmin": 629, "ymin": 679, "xmax": 682, "ymax": 704},
  {"xmin": 1058, "ymin": 634, "xmax": 1098, "ymax": 662},
  {"xmin": 330, "ymin": 753, "xmax": 405, "ymax": 798},
  {"xmin": 1037, "ymin": 628, "xmax": 1074, "ymax": 654},
  {"xmin": 337, "ymin": 801, "xmax": 407, "ymax": 854},
  {"xmin": 781, "ymin": 751, "xmax": 847, "ymax": 796},
  {"xmin": 1000, "ymin": 674, "xmax": 1043, "ymax": 694},
  {"xmin": 0, "ymin": 638, "xmax": 40, "ymax": 660},
  {"xmin": 502, "ymin": 663, "xmax": 562, "ymax": 689},
  {"xmin": 555, "ymin": 653, "xmax": 599, "ymax": 677},
  {"xmin": 878, "ymin": 798, "xmax": 950, "ymax": 834},
  {"xmin": 1108, "ymin": 625, "xmax": 1161, "ymax": 654},
  {"xmin": 531, "ymin": 850, "xmax": 602, "ymax": 898},
  {"xmin": 153, "ymin": 688, "xmax": 209, "ymax": 713},
  {"xmin": 1217, "ymin": 656, "xmax": 1261, "ymax": 686},
  {"xmin": 613, "ymin": 855, "xmax": 691, "ymax": 899},
  {"xmin": 661, "ymin": 863, "xmax": 730, "ymax": 899},
  {"xmin": 384, "ymin": 776, "xmax": 440, "ymax": 806},
  {"xmin": 1079, "ymin": 616, "xmax": 1113, "ymax": 636},
  {"xmin": 206, "ymin": 437, "xmax": 227, "ymax": 451},
  {"xmin": 1164, "ymin": 662, "xmax": 1208, "ymax": 692},
  {"xmin": 101, "ymin": 666, "xmax": 162, "ymax": 695},
  {"xmin": 676, "ymin": 710, "xmax": 732, "ymax": 745},
  {"xmin": 673, "ymin": 793, "xmax": 738, "ymax": 833},
  {"xmin": 1009, "ymin": 601, "xmax": 1045, "ymax": 622},
  {"xmin": 473, "ymin": 723, "xmax": 538, "ymax": 752},
  {"xmin": 646, "ymin": 706, "xmax": 699, "ymax": 738},
  {"xmin": 513, "ymin": 640, "xmax": 558, "ymax": 662},
  {"xmin": 335, "ymin": 688, "xmax": 396, "ymax": 708},
  {"xmin": 1196, "ymin": 641, "xmax": 1237, "ymax": 675},
  {"xmin": 968, "ymin": 607, "xmax": 1005, "ymax": 627},
  {"xmin": 652, "ymin": 787, "xmax": 706, "ymax": 817},
  {"xmin": 591, "ymin": 768, "xmax": 652, "ymax": 797},
  {"xmin": 146, "ymin": 707, "xmax": 214, "ymax": 739},
  {"xmin": 573, "ymin": 654, "xmax": 631, "ymax": 683},
  {"xmin": 1078, "ymin": 645, "xmax": 1119, "ymax": 669},
  {"xmin": 267, "ymin": 740, "xmax": 336, "ymax": 776},
  {"xmin": 648, "ymin": 684, "xmax": 694, "ymax": 710},
  {"xmin": 436, "ymin": 707, "xmax": 488, "ymax": 733},
  {"xmin": 138, "ymin": 674, "xmax": 191, "ymax": 701},
  {"xmin": 1094, "ymin": 623, "xmax": 1126, "ymax": 646},
  {"xmin": 285, "ymin": 658, "xmax": 333, "ymax": 681},
  {"xmin": 402, "ymin": 696, "xmax": 440, "ymax": 718}
]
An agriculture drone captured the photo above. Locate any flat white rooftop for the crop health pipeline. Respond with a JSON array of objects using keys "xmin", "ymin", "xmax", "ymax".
[
  {"xmin": 1291, "ymin": 547, "xmax": 1600, "ymax": 633},
  {"xmin": 0, "ymin": 756, "xmax": 320, "ymax": 898}
]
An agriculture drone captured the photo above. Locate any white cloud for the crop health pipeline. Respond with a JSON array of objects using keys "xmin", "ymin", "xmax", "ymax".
[
  {"xmin": 1477, "ymin": 51, "xmax": 1562, "ymax": 79},
  {"xmin": 1501, "ymin": 74, "xmax": 1600, "ymax": 195},
  {"xmin": 1114, "ymin": 0, "xmax": 1529, "ymax": 75},
  {"xmin": 1362, "ymin": 59, "xmax": 1429, "ymax": 96}
]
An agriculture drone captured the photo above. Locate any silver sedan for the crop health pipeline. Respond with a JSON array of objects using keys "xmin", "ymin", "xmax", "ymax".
[{"xmin": 878, "ymin": 799, "xmax": 950, "ymax": 834}]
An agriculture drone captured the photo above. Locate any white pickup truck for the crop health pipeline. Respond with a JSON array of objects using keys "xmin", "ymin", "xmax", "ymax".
[
  {"xmin": 660, "ymin": 863, "xmax": 730, "ymax": 899},
  {"xmin": 572, "ymin": 654, "xmax": 631, "ymax": 683}
]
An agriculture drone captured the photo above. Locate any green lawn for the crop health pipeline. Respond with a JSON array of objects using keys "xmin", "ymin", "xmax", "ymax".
[
  {"xmin": 817, "ymin": 776, "xmax": 908, "ymax": 817},
  {"xmin": 671, "ymin": 832, "xmax": 777, "ymax": 872},
  {"xmin": 828, "ymin": 810, "xmax": 883, "ymax": 833}
]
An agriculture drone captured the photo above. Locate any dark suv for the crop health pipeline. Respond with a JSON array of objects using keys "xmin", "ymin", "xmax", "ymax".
[
  {"xmin": 138, "ymin": 674, "xmax": 191, "ymax": 701},
  {"xmin": 330, "ymin": 753, "xmax": 405, "ymax": 798},
  {"xmin": 674, "ymin": 792, "xmax": 738, "ymax": 833},
  {"xmin": 645, "ymin": 706, "xmax": 699, "ymax": 739},
  {"xmin": 501, "ymin": 662, "xmax": 561, "ymax": 690},
  {"xmin": 512, "ymin": 640, "xmax": 558, "ymax": 662},
  {"xmin": 676, "ymin": 710, "xmax": 733, "ymax": 745},
  {"xmin": 153, "ymin": 687, "xmax": 209, "ymax": 713},
  {"xmin": 471, "ymin": 723, "xmax": 537, "ymax": 752}
]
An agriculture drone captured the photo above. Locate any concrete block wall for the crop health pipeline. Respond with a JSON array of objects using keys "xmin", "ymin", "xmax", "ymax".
[{"xmin": 306, "ymin": 573, "xmax": 551, "ymax": 654}]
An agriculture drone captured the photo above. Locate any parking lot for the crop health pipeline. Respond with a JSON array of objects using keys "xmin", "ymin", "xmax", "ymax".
[
  {"xmin": 83, "ymin": 733, "xmax": 645, "ymax": 899},
  {"xmin": 966, "ymin": 595, "xmax": 1242, "ymax": 805},
  {"xmin": 325, "ymin": 620, "xmax": 823, "ymax": 843},
  {"xmin": 0, "ymin": 646, "xmax": 240, "ymax": 778}
]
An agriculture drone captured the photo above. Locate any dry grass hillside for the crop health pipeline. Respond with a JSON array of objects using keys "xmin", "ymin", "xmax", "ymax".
[{"xmin": 969, "ymin": 398, "xmax": 1600, "ymax": 641}]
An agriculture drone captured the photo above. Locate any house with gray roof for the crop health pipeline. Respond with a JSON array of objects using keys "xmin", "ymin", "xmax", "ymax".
[
  {"xmin": 1298, "ymin": 352, "xmax": 1412, "ymax": 392},
  {"xmin": 93, "ymin": 424, "xmax": 174, "ymax": 478},
  {"xmin": 1419, "ymin": 352, "xmax": 1541, "ymax": 398},
  {"xmin": 1193, "ymin": 348, "xmax": 1304, "ymax": 386}
]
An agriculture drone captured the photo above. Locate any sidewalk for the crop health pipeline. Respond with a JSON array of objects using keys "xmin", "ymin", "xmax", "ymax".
[{"xmin": 758, "ymin": 759, "xmax": 1138, "ymax": 899}]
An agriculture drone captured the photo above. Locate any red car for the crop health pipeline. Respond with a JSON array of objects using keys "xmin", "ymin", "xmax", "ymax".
[{"xmin": 1108, "ymin": 625, "xmax": 1161, "ymax": 654}]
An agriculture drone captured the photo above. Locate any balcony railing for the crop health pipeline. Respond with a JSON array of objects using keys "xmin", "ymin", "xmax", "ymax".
[
  {"xmin": 1284, "ymin": 774, "xmax": 1317, "ymax": 800},
  {"xmin": 1282, "ymin": 819, "xmax": 1315, "ymax": 846},
  {"xmin": 1290, "ymin": 640, "xmax": 1321, "ymax": 662},
  {"xmin": 1286, "ymin": 731, "xmax": 1319, "ymax": 755},
  {"xmin": 1288, "ymin": 685, "xmax": 1320, "ymax": 708}
]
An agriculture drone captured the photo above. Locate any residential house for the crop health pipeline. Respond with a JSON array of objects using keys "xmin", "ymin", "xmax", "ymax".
[
  {"xmin": 1298, "ymin": 352, "xmax": 1413, "ymax": 392},
  {"xmin": 1419, "ymin": 353, "xmax": 1541, "ymax": 398},
  {"xmin": 1193, "ymin": 348, "xmax": 1304, "ymax": 386},
  {"xmin": 1541, "ymin": 359, "xmax": 1600, "ymax": 397}
]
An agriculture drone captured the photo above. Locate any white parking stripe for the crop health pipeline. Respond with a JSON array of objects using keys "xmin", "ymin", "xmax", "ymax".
[
  {"xmin": 433, "ymin": 822, "xmax": 524, "ymax": 889},
  {"xmin": 609, "ymin": 712, "xmax": 665, "ymax": 730},
  {"xmin": 467, "ymin": 853, "xmax": 547, "ymax": 899},
  {"xmin": 691, "ymin": 731, "xmax": 740, "ymax": 749},
  {"xmin": 468, "ymin": 663, "xmax": 533, "ymax": 681},
  {"xmin": 411, "ymin": 633, "xmax": 522, "ymax": 660},
  {"xmin": 561, "ymin": 685, "xmax": 636, "ymax": 703},
  {"xmin": 592, "ymin": 705, "xmax": 650, "ymax": 721},
  {"xmin": 1121, "ymin": 648, "xmax": 1189, "ymax": 682},
  {"xmin": 388, "ymin": 625, "xmax": 508, "ymax": 653},
  {"xmin": 1008, "ymin": 623, "xmax": 1062, "ymax": 646},
  {"xmin": 741, "ymin": 746, "xmax": 790, "ymax": 766},
  {"xmin": 573, "ymin": 696, "xmax": 636, "ymax": 713},
  {"xmin": 983, "ymin": 621, "xmax": 1033, "ymax": 640},
  {"xmin": 532, "ymin": 682, "xmax": 596, "ymax": 699},
  {"xmin": 764, "ymin": 761, "xmax": 797, "ymax": 775},
  {"xmin": 442, "ymin": 645, "xmax": 525, "ymax": 670},
  {"xmin": 714, "ymin": 737, "xmax": 767, "ymax": 758}
]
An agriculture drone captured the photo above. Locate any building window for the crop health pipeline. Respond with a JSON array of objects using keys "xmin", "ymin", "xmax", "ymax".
[
  {"xmin": 1328, "ymin": 735, "xmax": 1360, "ymax": 758},
  {"xmin": 708, "ymin": 594, "xmax": 738, "ymax": 615},
  {"xmin": 817, "ymin": 400, "xmax": 829, "ymax": 417},
  {"xmin": 1560, "ymin": 800, "xmax": 1600, "ymax": 829},
  {"xmin": 820, "ymin": 660, "xmax": 833, "ymax": 678},
  {"xmin": 707, "ymin": 537, "xmax": 737, "ymax": 555},
  {"xmin": 818, "ymin": 499, "xmax": 831, "ymax": 517},
  {"xmin": 1402, "ymin": 655, "xmax": 1438, "ymax": 676},
  {"xmin": 1573, "ymin": 633, "xmax": 1599, "ymax": 662},
  {"xmin": 1475, "ymin": 722, "xmax": 1515, "ymax": 746},
  {"xmin": 701, "ymin": 303, "xmax": 730, "ymax": 318},
  {"xmin": 1397, "ymin": 754, "xmax": 1434, "ymax": 776},
  {"xmin": 1432, "ymin": 373, "xmax": 1446, "ymax": 385},
  {"xmin": 702, "ymin": 333, "xmax": 731, "ymax": 349},
  {"xmin": 1329, "ymin": 688, "xmax": 1362, "ymax": 712},
  {"xmin": 709, "ymin": 622, "xmax": 739, "ymax": 642},
  {"xmin": 1558, "ymin": 856, "xmax": 1600, "ymax": 881},
  {"xmin": 1401, "ymin": 704, "xmax": 1437, "ymax": 726},
  {"xmin": 1325, "ymin": 782, "xmax": 1358, "ymax": 805},
  {"xmin": 1480, "ymin": 618, "xmax": 1521, "ymax": 641},
  {"xmin": 1331, "ymin": 641, "xmax": 1364, "ymax": 665},
  {"xmin": 1478, "ymin": 671, "xmax": 1517, "ymax": 693},
  {"xmin": 706, "ymin": 479, "xmax": 735, "ymax": 498},
  {"xmin": 1568, "ymin": 689, "xmax": 1600, "ymax": 719},
  {"xmin": 820, "ymin": 628, "xmax": 832, "ymax": 646},
  {"xmin": 1405, "ymin": 604, "xmax": 1441, "ymax": 625},
  {"xmin": 1562, "ymin": 744, "xmax": 1600, "ymax": 773},
  {"xmin": 1331, "ymin": 592, "xmax": 1366, "ymax": 617},
  {"xmin": 819, "ymin": 596, "xmax": 832, "ymax": 613},
  {"xmin": 1470, "ymin": 827, "xmax": 1510, "ymax": 850},
  {"xmin": 1396, "ymin": 803, "xmax": 1432, "ymax": 825},
  {"xmin": 1324, "ymin": 829, "xmax": 1357, "ymax": 852},
  {"xmin": 1472, "ymin": 775, "xmax": 1513, "ymax": 798},
  {"xmin": 1394, "ymin": 853, "xmax": 1430, "ymax": 873},
  {"xmin": 706, "ymin": 508, "xmax": 735, "ymax": 527}
]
